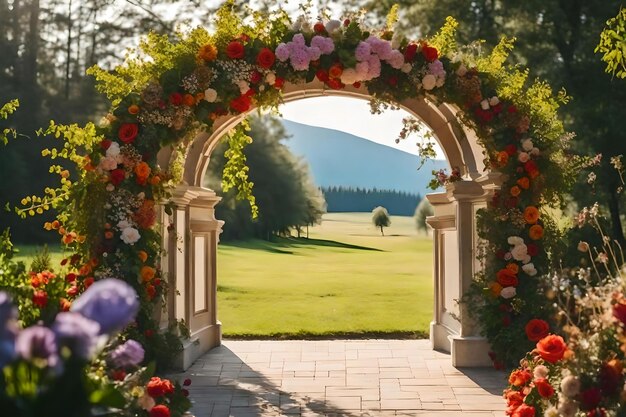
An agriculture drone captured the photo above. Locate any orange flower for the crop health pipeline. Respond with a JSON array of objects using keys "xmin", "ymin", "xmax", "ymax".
[
  {"xmin": 60, "ymin": 170, "xmax": 70, "ymax": 179},
  {"xmin": 508, "ymin": 369, "xmax": 532, "ymax": 387},
  {"xmin": 62, "ymin": 232, "xmax": 77, "ymax": 244},
  {"xmin": 535, "ymin": 334, "xmax": 567, "ymax": 363},
  {"xmin": 140, "ymin": 266, "xmax": 156, "ymax": 282},
  {"xmin": 517, "ymin": 177, "xmax": 530, "ymax": 190},
  {"xmin": 79, "ymin": 263, "xmax": 92, "ymax": 276},
  {"xmin": 529, "ymin": 224, "xmax": 544, "ymax": 240},
  {"xmin": 329, "ymin": 63, "xmax": 343, "ymax": 79},
  {"xmin": 128, "ymin": 104, "xmax": 140, "ymax": 115},
  {"xmin": 496, "ymin": 151, "xmax": 509, "ymax": 167},
  {"xmin": 506, "ymin": 263, "xmax": 519, "ymax": 274},
  {"xmin": 496, "ymin": 268, "xmax": 518, "ymax": 287},
  {"xmin": 134, "ymin": 162, "xmax": 151, "ymax": 185},
  {"xmin": 138, "ymin": 250, "xmax": 148, "ymax": 263},
  {"xmin": 510, "ymin": 186, "xmax": 521, "ymax": 197},
  {"xmin": 59, "ymin": 298, "xmax": 72, "ymax": 311},
  {"xmin": 150, "ymin": 175, "xmax": 161, "ymax": 186},
  {"xmin": 198, "ymin": 44, "xmax": 217, "ymax": 61},
  {"xmin": 195, "ymin": 92, "xmax": 205, "ymax": 102},
  {"xmin": 489, "ymin": 282, "xmax": 502, "ymax": 297},
  {"xmin": 134, "ymin": 199, "xmax": 157, "ymax": 229},
  {"xmin": 524, "ymin": 206, "xmax": 540, "ymax": 224},
  {"xmin": 183, "ymin": 94, "xmax": 196, "ymax": 107},
  {"xmin": 529, "ymin": 169, "xmax": 540, "ymax": 179}
]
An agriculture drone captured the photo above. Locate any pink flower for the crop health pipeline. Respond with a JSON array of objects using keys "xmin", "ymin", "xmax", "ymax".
[
  {"xmin": 428, "ymin": 60, "xmax": 446, "ymax": 78},
  {"xmin": 355, "ymin": 41, "xmax": 372, "ymax": 61},
  {"xmin": 307, "ymin": 46, "xmax": 321, "ymax": 61},
  {"xmin": 386, "ymin": 50, "xmax": 405, "ymax": 69},
  {"xmin": 275, "ymin": 44, "xmax": 290, "ymax": 61},
  {"xmin": 355, "ymin": 61, "xmax": 369, "ymax": 80},
  {"xmin": 366, "ymin": 55, "xmax": 381, "ymax": 79},
  {"xmin": 290, "ymin": 49, "xmax": 310, "ymax": 71},
  {"xmin": 311, "ymin": 36, "xmax": 334, "ymax": 54}
]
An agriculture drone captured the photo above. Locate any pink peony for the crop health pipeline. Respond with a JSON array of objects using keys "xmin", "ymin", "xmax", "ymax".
[{"xmin": 386, "ymin": 50, "xmax": 405, "ymax": 69}]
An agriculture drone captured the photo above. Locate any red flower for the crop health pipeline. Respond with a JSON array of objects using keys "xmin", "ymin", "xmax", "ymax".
[
  {"xmin": 256, "ymin": 48, "xmax": 275, "ymax": 69},
  {"xmin": 32, "ymin": 290, "xmax": 48, "ymax": 308},
  {"xmin": 66, "ymin": 286, "xmax": 78, "ymax": 297},
  {"xmin": 226, "ymin": 41, "xmax": 245, "ymax": 59},
  {"xmin": 66, "ymin": 272, "xmax": 77, "ymax": 283},
  {"xmin": 496, "ymin": 268, "xmax": 518, "ymax": 287},
  {"xmin": 524, "ymin": 160, "xmax": 538, "ymax": 174},
  {"xmin": 525, "ymin": 319, "xmax": 550, "ymax": 342},
  {"xmin": 146, "ymin": 377, "xmax": 175, "ymax": 398},
  {"xmin": 353, "ymin": 82, "xmax": 361, "ymax": 88},
  {"xmin": 183, "ymin": 378, "xmax": 192, "ymax": 386},
  {"xmin": 404, "ymin": 43, "xmax": 418, "ymax": 62},
  {"xmin": 84, "ymin": 277, "xmax": 94, "ymax": 289},
  {"xmin": 250, "ymin": 70, "xmax": 262, "ymax": 84},
  {"xmin": 146, "ymin": 284, "xmax": 156, "ymax": 299},
  {"xmin": 110, "ymin": 169, "xmax": 125, "ymax": 185},
  {"xmin": 144, "ymin": 329, "xmax": 154, "ymax": 338},
  {"xmin": 111, "ymin": 369, "xmax": 127, "ymax": 381},
  {"xmin": 316, "ymin": 69, "xmax": 329, "ymax": 82},
  {"xmin": 599, "ymin": 359, "xmax": 623, "ymax": 395},
  {"xmin": 182, "ymin": 388, "xmax": 189, "ymax": 397},
  {"xmin": 230, "ymin": 95, "xmax": 252, "ymax": 113},
  {"xmin": 512, "ymin": 404, "xmax": 535, "ymax": 417},
  {"xmin": 580, "ymin": 387, "xmax": 603, "ymax": 411},
  {"xmin": 387, "ymin": 76, "xmax": 398, "ymax": 87},
  {"xmin": 343, "ymin": 19, "xmax": 350, "ymax": 26},
  {"xmin": 169, "ymin": 92, "xmax": 183, "ymax": 106},
  {"xmin": 504, "ymin": 389, "xmax": 524, "ymax": 407},
  {"xmin": 535, "ymin": 334, "xmax": 567, "ymax": 363},
  {"xmin": 421, "ymin": 44, "xmax": 438, "ymax": 62},
  {"xmin": 508, "ymin": 369, "xmax": 532, "ymax": 387},
  {"xmin": 504, "ymin": 144, "xmax": 517, "ymax": 156},
  {"xmin": 326, "ymin": 78, "xmax": 343, "ymax": 90},
  {"xmin": 149, "ymin": 405, "xmax": 171, "ymax": 417},
  {"xmin": 274, "ymin": 77, "xmax": 284, "ymax": 89},
  {"xmin": 527, "ymin": 243, "xmax": 539, "ymax": 257},
  {"xmin": 314, "ymin": 22, "xmax": 325, "ymax": 33},
  {"xmin": 534, "ymin": 378, "xmax": 554, "ymax": 398},
  {"xmin": 118, "ymin": 123, "xmax": 139, "ymax": 144},
  {"xmin": 100, "ymin": 139, "xmax": 112, "ymax": 150}
]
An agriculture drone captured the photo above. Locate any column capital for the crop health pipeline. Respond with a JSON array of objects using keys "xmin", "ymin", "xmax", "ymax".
[{"xmin": 445, "ymin": 180, "xmax": 485, "ymax": 202}]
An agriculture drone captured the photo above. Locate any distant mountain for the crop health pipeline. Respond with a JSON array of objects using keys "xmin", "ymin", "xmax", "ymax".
[{"xmin": 280, "ymin": 120, "xmax": 448, "ymax": 197}]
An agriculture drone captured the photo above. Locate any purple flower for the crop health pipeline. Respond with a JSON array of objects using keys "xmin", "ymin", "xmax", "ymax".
[
  {"xmin": 109, "ymin": 339, "xmax": 145, "ymax": 368},
  {"xmin": 355, "ymin": 41, "xmax": 372, "ymax": 61},
  {"xmin": 0, "ymin": 292, "xmax": 17, "ymax": 367},
  {"xmin": 311, "ymin": 36, "xmax": 334, "ymax": 55},
  {"xmin": 15, "ymin": 325, "xmax": 59, "ymax": 367},
  {"xmin": 275, "ymin": 43, "xmax": 290, "ymax": 62},
  {"xmin": 52, "ymin": 312, "xmax": 101, "ymax": 360},
  {"xmin": 71, "ymin": 278, "xmax": 139, "ymax": 334}
]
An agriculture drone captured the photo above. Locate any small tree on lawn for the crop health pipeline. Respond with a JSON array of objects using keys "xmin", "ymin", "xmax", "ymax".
[
  {"xmin": 415, "ymin": 198, "xmax": 434, "ymax": 235},
  {"xmin": 372, "ymin": 206, "xmax": 391, "ymax": 236}
]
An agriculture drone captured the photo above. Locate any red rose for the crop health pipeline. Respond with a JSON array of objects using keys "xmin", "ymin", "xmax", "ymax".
[
  {"xmin": 508, "ymin": 369, "xmax": 532, "ymax": 387},
  {"xmin": 230, "ymin": 95, "xmax": 252, "ymax": 113},
  {"xmin": 66, "ymin": 273, "xmax": 77, "ymax": 282},
  {"xmin": 169, "ymin": 92, "xmax": 183, "ymax": 106},
  {"xmin": 512, "ymin": 404, "xmax": 535, "ymax": 417},
  {"xmin": 505, "ymin": 389, "xmax": 524, "ymax": 407},
  {"xmin": 110, "ymin": 169, "xmax": 126, "ymax": 185},
  {"xmin": 535, "ymin": 334, "xmax": 567, "ymax": 363},
  {"xmin": 149, "ymin": 405, "xmax": 171, "ymax": 417},
  {"xmin": 100, "ymin": 139, "xmax": 112, "ymax": 150},
  {"xmin": 326, "ymin": 78, "xmax": 343, "ymax": 90},
  {"xmin": 525, "ymin": 319, "xmax": 550, "ymax": 342},
  {"xmin": 84, "ymin": 277, "xmax": 94, "ymax": 289},
  {"xmin": 182, "ymin": 388, "xmax": 189, "ymax": 397},
  {"xmin": 404, "ymin": 43, "xmax": 418, "ymax": 62},
  {"xmin": 496, "ymin": 268, "xmax": 518, "ymax": 287},
  {"xmin": 112, "ymin": 369, "xmax": 127, "ymax": 381},
  {"xmin": 144, "ymin": 329, "xmax": 154, "ymax": 338},
  {"xmin": 226, "ymin": 41, "xmax": 245, "ymax": 59},
  {"xmin": 66, "ymin": 286, "xmax": 78, "ymax": 297},
  {"xmin": 387, "ymin": 76, "xmax": 398, "ymax": 87},
  {"xmin": 118, "ymin": 123, "xmax": 139, "ymax": 144},
  {"xmin": 527, "ymin": 243, "xmax": 539, "ymax": 257},
  {"xmin": 421, "ymin": 44, "xmax": 438, "ymax": 62},
  {"xmin": 534, "ymin": 378, "xmax": 554, "ymax": 398},
  {"xmin": 250, "ymin": 70, "xmax": 262, "ymax": 84},
  {"xmin": 524, "ymin": 160, "xmax": 538, "ymax": 174},
  {"xmin": 273, "ymin": 77, "xmax": 284, "ymax": 89},
  {"xmin": 256, "ymin": 48, "xmax": 275, "ymax": 69},
  {"xmin": 508, "ymin": 105, "xmax": 518, "ymax": 113},
  {"xmin": 314, "ymin": 22, "xmax": 325, "ymax": 33},
  {"xmin": 613, "ymin": 296, "xmax": 626, "ymax": 325},
  {"xmin": 316, "ymin": 69, "xmax": 329, "ymax": 82},
  {"xmin": 32, "ymin": 290, "xmax": 48, "ymax": 308},
  {"xmin": 504, "ymin": 144, "xmax": 517, "ymax": 156},
  {"xmin": 353, "ymin": 82, "xmax": 361, "ymax": 88},
  {"xmin": 146, "ymin": 377, "xmax": 174, "ymax": 398},
  {"xmin": 580, "ymin": 387, "xmax": 602, "ymax": 411},
  {"xmin": 183, "ymin": 378, "xmax": 192, "ymax": 386}
]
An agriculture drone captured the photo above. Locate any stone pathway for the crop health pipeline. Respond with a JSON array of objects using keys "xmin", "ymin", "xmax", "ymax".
[{"xmin": 172, "ymin": 340, "xmax": 506, "ymax": 417}]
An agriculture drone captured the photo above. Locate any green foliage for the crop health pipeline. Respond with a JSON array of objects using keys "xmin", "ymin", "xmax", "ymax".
[
  {"xmin": 0, "ymin": 100, "xmax": 19, "ymax": 146},
  {"xmin": 372, "ymin": 206, "xmax": 391, "ymax": 236},
  {"xmin": 386, "ymin": 4, "xmax": 400, "ymax": 30},
  {"xmin": 596, "ymin": 8, "xmax": 626, "ymax": 79},
  {"xmin": 222, "ymin": 122, "xmax": 259, "ymax": 218},
  {"xmin": 428, "ymin": 16, "xmax": 458, "ymax": 56}
]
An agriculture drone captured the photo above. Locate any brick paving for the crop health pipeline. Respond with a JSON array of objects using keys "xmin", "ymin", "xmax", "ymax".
[{"xmin": 171, "ymin": 340, "xmax": 506, "ymax": 417}]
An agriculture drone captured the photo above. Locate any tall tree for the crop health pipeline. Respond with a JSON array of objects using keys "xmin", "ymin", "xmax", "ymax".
[
  {"xmin": 372, "ymin": 206, "xmax": 391, "ymax": 236},
  {"xmin": 414, "ymin": 197, "xmax": 433, "ymax": 235}
]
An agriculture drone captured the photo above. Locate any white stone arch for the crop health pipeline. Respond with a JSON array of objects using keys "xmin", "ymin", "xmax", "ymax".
[{"xmin": 158, "ymin": 80, "xmax": 501, "ymax": 369}]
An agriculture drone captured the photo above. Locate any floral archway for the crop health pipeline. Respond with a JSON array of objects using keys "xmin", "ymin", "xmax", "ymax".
[{"xmin": 23, "ymin": 2, "xmax": 573, "ymax": 370}]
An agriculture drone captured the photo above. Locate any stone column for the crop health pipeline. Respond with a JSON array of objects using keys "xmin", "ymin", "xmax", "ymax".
[{"xmin": 167, "ymin": 185, "xmax": 223, "ymax": 370}]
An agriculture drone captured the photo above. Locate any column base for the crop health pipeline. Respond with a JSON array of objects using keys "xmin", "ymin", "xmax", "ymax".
[
  {"xmin": 449, "ymin": 335, "xmax": 493, "ymax": 367},
  {"xmin": 430, "ymin": 321, "xmax": 452, "ymax": 353},
  {"xmin": 175, "ymin": 321, "xmax": 222, "ymax": 370}
]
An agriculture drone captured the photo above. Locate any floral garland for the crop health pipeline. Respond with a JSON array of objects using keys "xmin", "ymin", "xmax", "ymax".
[{"xmin": 17, "ymin": 3, "xmax": 574, "ymax": 371}]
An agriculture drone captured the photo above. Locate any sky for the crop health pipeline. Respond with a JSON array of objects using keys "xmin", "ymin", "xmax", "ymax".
[{"xmin": 278, "ymin": 96, "xmax": 445, "ymax": 159}]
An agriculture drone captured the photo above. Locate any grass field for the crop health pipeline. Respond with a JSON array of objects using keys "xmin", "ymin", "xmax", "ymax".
[
  {"xmin": 14, "ymin": 212, "xmax": 434, "ymax": 339},
  {"xmin": 217, "ymin": 212, "xmax": 433, "ymax": 338}
]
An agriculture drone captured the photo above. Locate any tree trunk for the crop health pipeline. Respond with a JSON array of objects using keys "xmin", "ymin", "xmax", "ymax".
[
  {"xmin": 607, "ymin": 187, "xmax": 626, "ymax": 246},
  {"xmin": 380, "ymin": 225, "xmax": 384, "ymax": 236},
  {"xmin": 65, "ymin": 0, "xmax": 73, "ymax": 99}
]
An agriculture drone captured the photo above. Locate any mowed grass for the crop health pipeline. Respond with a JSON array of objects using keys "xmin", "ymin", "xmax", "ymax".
[{"xmin": 218, "ymin": 212, "xmax": 433, "ymax": 339}]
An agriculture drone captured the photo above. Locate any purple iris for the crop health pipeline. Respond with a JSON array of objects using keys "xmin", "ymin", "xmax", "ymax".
[
  {"xmin": 51, "ymin": 312, "xmax": 101, "ymax": 360},
  {"xmin": 71, "ymin": 279, "xmax": 139, "ymax": 334},
  {"xmin": 109, "ymin": 339, "xmax": 145, "ymax": 368}
]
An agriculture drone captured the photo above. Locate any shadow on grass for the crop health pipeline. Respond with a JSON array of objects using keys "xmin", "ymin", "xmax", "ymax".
[{"xmin": 221, "ymin": 236, "xmax": 383, "ymax": 253}]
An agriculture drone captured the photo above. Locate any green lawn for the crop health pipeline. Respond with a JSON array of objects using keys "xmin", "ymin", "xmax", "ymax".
[{"xmin": 217, "ymin": 212, "xmax": 433, "ymax": 338}]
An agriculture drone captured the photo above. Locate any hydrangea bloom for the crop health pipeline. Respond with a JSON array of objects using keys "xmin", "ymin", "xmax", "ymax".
[
  {"xmin": 52, "ymin": 312, "xmax": 101, "ymax": 359},
  {"xmin": 71, "ymin": 278, "xmax": 139, "ymax": 334},
  {"xmin": 0, "ymin": 292, "xmax": 17, "ymax": 367},
  {"xmin": 109, "ymin": 339, "xmax": 145, "ymax": 368},
  {"xmin": 15, "ymin": 325, "xmax": 59, "ymax": 367}
]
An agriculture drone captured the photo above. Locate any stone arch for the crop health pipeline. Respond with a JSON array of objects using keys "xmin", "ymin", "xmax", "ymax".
[{"xmin": 160, "ymin": 80, "xmax": 499, "ymax": 369}]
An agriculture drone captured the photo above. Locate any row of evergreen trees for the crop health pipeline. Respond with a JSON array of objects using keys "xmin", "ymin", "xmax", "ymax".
[{"xmin": 321, "ymin": 186, "xmax": 422, "ymax": 216}]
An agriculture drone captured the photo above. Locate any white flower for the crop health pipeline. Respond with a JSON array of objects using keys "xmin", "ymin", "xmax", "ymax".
[
  {"xmin": 560, "ymin": 376, "xmax": 581, "ymax": 397},
  {"xmin": 120, "ymin": 227, "xmax": 141, "ymax": 245},
  {"xmin": 456, "ymin": 64, "xmax": 467, "ymax": 77},
  {"xmin": 511, "ymin": 243, "xmax": 529, "ymax": 261},
  {"xmin": 500, "ymin": 287, "xmax": 516, "ymax": 299},
  {"xmin": 340, "ymin": 68, "xmax": 359, "ymax": 85},
  {"xmin": 543, "ymin": 406, "xmax": 559, "ymax": 417},
  {"xmin": 137, "ymin": 192, "xmax": 145, "ymax": 200},
  {"xmin": 480, "ymin": 99, "xmax": 490, "ymax": 110},
  {"xmin": 521, "ymin": 138, "xmax": 534, "ymax": 151},
  {"xmin": 577, "ymin": 241, "xmax": 589, "ymax": 252},
  {"xmin": 391, "ymin": 32, "xmax": 402, "ymax": 49},
  {"xmin": 533, "ymin": 364, "xmax": 549, "ymax": 379},
  {"xmin": 325, "ymin": 20, "xmax": 341, "ymax": 33},
  {"xmin": 558, "ymin": 399, "xmax": 579, "ymax": 417},
  {"xmin": 117, "ymin": 220, "xmax": 131, "ymax": 230},
  {"xmin": 401, "ymin": 63, "xmax": 412, "ymax": 73},
  {"xmin": 488, "ymin": 96, "xmax": 500, "ymax": 106},
  {"xmin": 508, "ymin": 236, "xmax": 524, "ymax": 246},
  {"xmin": 422, "ymin": 74, "xmax": 437, "ymax": 91},
  {"xmin": 204, "ymin": 88, "xmax": 217, "ymax": 103},
  {"xmin": 521, "ymin": 254, "xmax": 531, "ymax": 264},
  {"xmin": 518, "ymin": 152, "xmax": 530, "ymax": 163},
  {"xmin": 522, "ymin": 263, "xmax": 537, "ymax": 276},
  {"xmin": 531, "ymin": 147, "xmax": 541, "ymax": 156},
  {"xmin": 237, "ymin": 80, "xmax": 250, "ymax": 95},
  {"xmin": 99, "ymin": 156, "xmax": 118, "ymax": 171},
  {"xmin": 265, "ymin": 72, "xmax": 276, "ymax": 85},
  {"xmin": 105, "ymin": 184, "xmax": 115, "ymax": 192},
  {"xmin": 106, "ymin": 142, "xmax": 120, "ymax": 158},
  {"xmin": 138, "ymin": 393, "xmax": 155, "ymax": 411},
  {"xmin": 435, "ymin": 78, "xmax": 445, "ymax": 87}
]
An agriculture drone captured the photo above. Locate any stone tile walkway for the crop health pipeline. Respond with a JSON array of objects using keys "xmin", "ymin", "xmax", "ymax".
[{"xmin": 172, "ymin": 340, "xmax": 506, "ymax": 417}]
